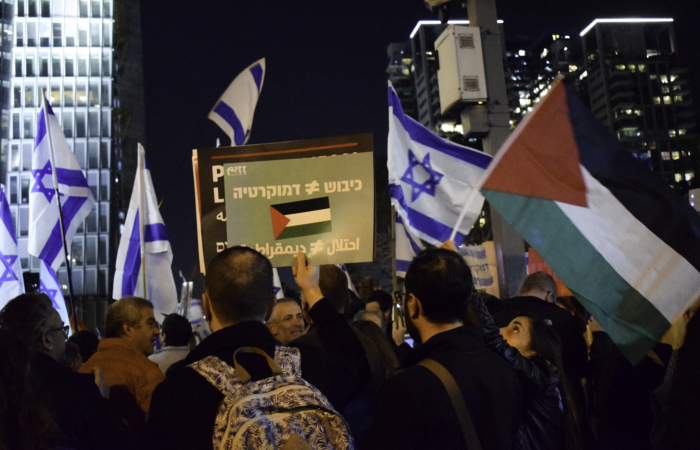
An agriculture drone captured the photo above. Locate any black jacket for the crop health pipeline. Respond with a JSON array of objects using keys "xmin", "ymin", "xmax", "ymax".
[
  {"xmin": 147, "ymin": 299, "xmax": 369, "ymax": 450},
  {"xmin": 473, "ymin": 292, "xmax": 565, "ymax": 450},
  {"xmin": 30, "ymin": 352, "xmax": 131, "ymax": 450},
  {"xmin": 366, "ymin": 326, "xmax": 522, "ymax": 450},
  {"xmin": 494, "ymin": 296, "xmax": 588, "ymax": 382}
]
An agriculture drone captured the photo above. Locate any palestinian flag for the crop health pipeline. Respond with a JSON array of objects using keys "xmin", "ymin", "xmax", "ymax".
[
  {"xmin": 270, "ymin": 197, "xmax": 332, "ymax": 240},
  {"xmin": 481, "ymin": 78, "xmax": 700, "ymax": 364}
]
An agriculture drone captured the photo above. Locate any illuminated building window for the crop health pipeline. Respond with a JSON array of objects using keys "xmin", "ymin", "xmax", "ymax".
[
  {"xmin": 674, "ymin": 95, "xmax": 683, "ymax": 102},
  {"xmin": 686, "ymin": 173, "xmax": 694, "ymax": 181},
  {"xmin": 569, "ymin": 65, "xmax": 578, "ymax": 72},
  {"xmin": 672, "ymin": 151, "xmax": 680, "ymax": 159},
  {"xmin": 663, "ymin": 96, "xmax": 671, "ymax": 104},
  {"xmin": 679, "ymin": 129, "xmax": 687, "ymax": 136},
  {"xmin": 660, "ymin": 75, "xmax": 668, "ymax": 83},
  {"xmin": 675, "ymin": 173, "xmax": 682, "ymax": 182},
  {"xmin": 661, "ymin": 152, "xmax": 670, "ymax": 160},
  {"xmin": 654, "ymin": 97, "xmax": 661, "ymax": 105},
  {"xmin": 669, "ymin": 130, "xmax": 677, "ymax": 138}
]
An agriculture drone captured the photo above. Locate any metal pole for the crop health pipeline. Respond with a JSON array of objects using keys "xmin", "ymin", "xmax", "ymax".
[
  {"xmin": 466, "ymin": 0, "xmax": 526, "ymax": 298},
  {"xmin": 391, "ymin": 205, "xmax": 398, "ymax": 322},
  {"xmin": 41, "ymin": 89, "xmax": 80, "ymax": 331},
  {"xmin": 138, "ymin": 145, "xmax": 147, "ymax": 298}
]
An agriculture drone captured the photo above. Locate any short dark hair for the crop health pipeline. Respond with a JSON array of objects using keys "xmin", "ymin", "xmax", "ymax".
[
  {"xmin": 405, "ymin": 248, "xmax": 473, "ymax": 324},
  {"xmin": 0, "ymin": 293, "xmax": 57, "ymax": 356},
  {"xmin": 105, "ymin": 297, "xmax": 154, "ymax": 338},
  {"xmin": 67, "ymin": 330, "xmax": 99, "ymax": 360},
  {"xmin": 205, "ymin": 246, "xmax": 273, "ymax": 323},
  {"xmin": 162, "ymin": 314, "xmax": 192, "ymax": 347},
  {"xmin": 366, "ymin": 290, "xmax": 393, "ymax": 313},
  {"xmin": 519, "ymin": 272, "xmax": 558, "ymax": 303},
  {"xmin": 319, "ymin": 265, "xmax": 349, "ymax": 313}
]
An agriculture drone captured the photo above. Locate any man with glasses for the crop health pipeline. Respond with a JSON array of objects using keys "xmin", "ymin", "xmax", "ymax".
[
  {"xmin": 0, "ymin": 293, "xmax": 128, "ymax": 449},
  {"xmin": 366, "ymin": 247, "xmax": 522, "ymax": 450}
]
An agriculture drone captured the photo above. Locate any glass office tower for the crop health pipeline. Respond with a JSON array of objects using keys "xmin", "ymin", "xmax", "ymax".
[{"xmin": 5, "ymin": 0, "xmax": 129, "ymax": 330}]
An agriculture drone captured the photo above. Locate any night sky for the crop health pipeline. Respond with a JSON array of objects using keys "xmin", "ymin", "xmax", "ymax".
[{"xmin": 139, "ymin": 0, "xmax": 700, "ymax": 277}]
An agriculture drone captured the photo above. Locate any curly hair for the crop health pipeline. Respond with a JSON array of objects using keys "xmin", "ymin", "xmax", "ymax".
[{"xmin": 0, "ymin": 293, "xmax": 56, "ymax": 357}]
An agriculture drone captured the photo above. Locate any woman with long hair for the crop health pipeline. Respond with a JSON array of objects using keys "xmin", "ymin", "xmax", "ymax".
[{"xmin": 470, "ymin": 290, "xmax": 582, "ymax": 450}]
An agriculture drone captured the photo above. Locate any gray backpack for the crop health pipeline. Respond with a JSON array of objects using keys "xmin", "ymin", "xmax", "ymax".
[{"xmin": 189, "ymin": 346, "xmax": 355, "ymax": 450}]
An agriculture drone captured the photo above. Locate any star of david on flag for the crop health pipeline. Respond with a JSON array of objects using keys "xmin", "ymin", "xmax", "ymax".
[
  {"xmin": 273, "ymin": 268, "xmax": 284, "ymax": 300},
  {"xmin": 39, "ymin": 259, "xmax": 71, "ymax": 333},
  {"xmin": 0, "ymin": 186, "xmax": 24, "ymax": 309},
  {"xmin": 401, "ymin": 150, "xmax": 444, "ymax": 202},
  {"xmin": 113, "ymin": 144, "xmax": 177, "ymax": 314},
  {"xmin": 387, "ymin": 81, "xmax": 492, "ymax": 245},
  {"xmin": 209, "ymin": 58, "xmax": 266, "ymax": 147},
  {"xmin": 29, "ymin": 95, "xmax": 95, "ymax": 272}
]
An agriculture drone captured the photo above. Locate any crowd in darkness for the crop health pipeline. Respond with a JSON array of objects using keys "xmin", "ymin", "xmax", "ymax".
[{"xmin": 0, "ymin": 243, "xmax": 699, "ymax": 450}]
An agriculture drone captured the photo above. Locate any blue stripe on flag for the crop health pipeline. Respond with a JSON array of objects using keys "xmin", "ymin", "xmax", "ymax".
[
  {"xmin": 391, "ymin": 184, "xmax": 465, "ymax": 243},
  {"xmin": 250, "ymin": 64, "xmax": 263, "ymax": 92},
  {"xmin": 60, "ymin": 196, "xmax": 89, "ymax": 226},
  {"xmin": 38, "ymin": 223, "xmax": 64, "ymax": 264},
  {"xmin": 397, "ymin": 260, "xmax": 411, "ymax": 272},
  {"xmin": 145, "ymin": 223, "xmax": 168, "ymax": 243},
  {"xmin": 35, "ymin": 109, "xmax": 47, "ymax": 149},
  {"xmin": 388, "ymin": 87, "xmax": 491, "ymax": 169},
  {"xmin": 0, "ymin": 189, "xmax": 17, "ymax": 245},
  {"xmin": 121, "ymin": 210, "xmax": 141, "ymax": 296},
  {"xmin": 214, "ymin": 101, "xmax": 247, "ymax": 146},
  {"xmin": 56, "ymin": 168, "xmax": 90, "ymax": 188},
  {"xmin": 396, "ymin": 213, "xmax": 423, "ymax": 254}
]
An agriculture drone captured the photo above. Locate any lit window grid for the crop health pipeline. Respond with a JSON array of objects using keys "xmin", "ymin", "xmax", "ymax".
[{"xmin": 6, "ymin": 1, "xmax": 114, "ymax": 298}]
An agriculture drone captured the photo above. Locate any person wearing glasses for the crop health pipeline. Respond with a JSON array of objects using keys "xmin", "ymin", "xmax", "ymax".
[{"xmin": 0, "ymin": 293, "xmax": 129, "ymax": 450}]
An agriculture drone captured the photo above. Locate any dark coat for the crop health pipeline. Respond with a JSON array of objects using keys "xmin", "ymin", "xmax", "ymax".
[
  {"xmin": 366, "ymin": 326, "xmax": 522, "ymax": 450},
  {"xmin": 473, "ymin": 291, "xmax": 565, "ymax": 450},
  {"xmin": 147, "ymin": 299, "xmax": 370, "ymax": 450},
  {"xmin": 30, "ymin": 352, "xmax": 131, "ymax": 450},
  {"xmin": 494, "ymin": 296, "xmax": 588, "ymax": 382}
]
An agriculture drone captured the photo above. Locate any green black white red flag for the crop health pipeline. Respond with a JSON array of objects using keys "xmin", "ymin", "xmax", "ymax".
[{"xmin": 481, "ymin": 78, "xmax": 700, "ymax": 364}]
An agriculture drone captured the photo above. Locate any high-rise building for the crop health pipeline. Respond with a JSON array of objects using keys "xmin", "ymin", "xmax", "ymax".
[
  {"xmin": 386, "ymin": 41, "xmax": 417, "ymax": 120},
  {"xmin": 4, "ymin": 0, "xmax": 145, "ymax": 331},
  {"xmin": 580, "ymin": 18, "xmax": 697, "ymax": 191}
]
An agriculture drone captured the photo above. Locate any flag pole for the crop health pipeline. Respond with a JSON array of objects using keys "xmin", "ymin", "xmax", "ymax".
[
  {"xmin": 41, "ymin": 89, "xmax": 79, "ymax": 331},
  {"xmin": 391, "ymin": 205, "xmax": 398, "ymax": 322},
  {"xmin": 138, "ymin": 145, "xmax": 147, "ymax": 299}
]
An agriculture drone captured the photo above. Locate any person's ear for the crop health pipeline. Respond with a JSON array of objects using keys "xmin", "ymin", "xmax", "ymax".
[
  {"xmin": 407, "ymin": 293, "xmax": 422, "ymax": 320},
  {"xmin": 41, "ymin": 330, "xmax": 55, "ymax": 352},
  {"xmin": 202, "ymin": 292, "xmax": 213, "ymax": 323},
  {"xmin": 267, "ymin": 321, "xmax": 278, "ymax": 337},
  {"xmin": 264, "ymin": 295, "xmax": 276, "ymax": 322},
  {"xmin": 122, "ymin": 321, "xmax": 132, "ymax": 337}
]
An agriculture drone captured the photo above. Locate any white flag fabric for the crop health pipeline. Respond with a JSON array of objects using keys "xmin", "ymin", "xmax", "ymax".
[
  {"xmin": 273, "ymin": 268, "xmax": 284, "ymax": 299},
  {"xmin": 39, "ymin": 259, "xmax": 71, "ymax": 334},
  {"xmin": 336, "ymin": 263, "xmax": 358, "ymax": 296},
  {"xmin": 0, "ymin": 186, "xmax": 24, "ymax": 306},
  {"xmin": 29, "ymin": 98, "xmax": 95, "ymax": 271},
  {"xmin": 395, "ymin": 212, "xmax": 424, "ymax": 278},
  {"xmin": 113, "ymin": 144, "xmax": 177, "ymax": 313},
  {"xmin": 208, "ymin": 58, "xmax": 266, "ymax": 147},
  {"xmin": 388, "ymin": 82, "xmax": 492, "ymax": 245}
]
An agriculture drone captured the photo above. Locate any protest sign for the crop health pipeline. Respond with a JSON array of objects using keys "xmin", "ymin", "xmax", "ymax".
[
  {"xmin": 192, "ymin": 133, "xmax": 374, "ymax": 272},
  {"xmin": 223, "ymin": 152, "xmax": 374, "ymax": 267}
]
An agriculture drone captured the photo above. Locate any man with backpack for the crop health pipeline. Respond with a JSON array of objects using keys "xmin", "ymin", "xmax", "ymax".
[{"xmin": 147, "ymin": 246, "xmax": 370, "ymax": 450}]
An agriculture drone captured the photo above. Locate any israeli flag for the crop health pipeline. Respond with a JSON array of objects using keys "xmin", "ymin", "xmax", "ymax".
[
  {"xmin": 395, "ymin": 212, "xmax": 424, "ymax": 278},
  {"xmin": 208, "ymin": 58, "xmax": 266, "ymax": 147},
  {"xmin": 273, "ymin": 268, "xmax": 284, "ymax": 299},
  {"xmin": 0, "ymin": 186, "xmax": 24, "ymax": 306},
  {"xmin": 336, "ymin": 263, "xmax": 358, "ymax": 296},
  {"xmin": 39, "ymin": 259, "xmax": 71, "ymax": 334},
  {"xmin": 388, "ymin": 82, "xmax": 492, "ymax": 245},
  {"xmin": 113, "ymin": 144, "xmax": 177, "ymax": 313},
  {"xmin": 29, "ymin": 96, "xmax": 95, "ymax": 272}
]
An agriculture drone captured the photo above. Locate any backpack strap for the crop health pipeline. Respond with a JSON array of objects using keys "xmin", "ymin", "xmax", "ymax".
[
  {"xmin": 233, "ymin": 347, "xmax": 283, "ymax": 383},
  {"xmin": 418, "ymin": 358, "xmax": 483, "ymax": 450}
]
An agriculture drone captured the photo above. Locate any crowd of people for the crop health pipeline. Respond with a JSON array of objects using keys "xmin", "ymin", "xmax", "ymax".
[{"xmin": 0, "ymin": 242, "xmax": 698, "ymax": 450}]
